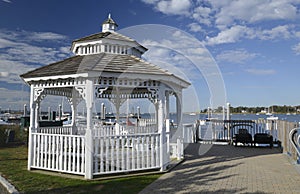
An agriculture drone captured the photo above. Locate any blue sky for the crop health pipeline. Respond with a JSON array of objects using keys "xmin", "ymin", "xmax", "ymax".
[{"xmin": 1, "ymin": 0, "xmax": 300, "ymax": 112}]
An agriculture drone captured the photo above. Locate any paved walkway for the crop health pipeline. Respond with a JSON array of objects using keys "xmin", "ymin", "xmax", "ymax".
[{"xmin": 140, "ymin": 144, "xmax": 300, "ymax": 194}]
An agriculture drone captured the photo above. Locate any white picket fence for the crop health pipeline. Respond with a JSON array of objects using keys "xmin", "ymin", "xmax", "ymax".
[
  {"xmin": 29, "ymin": 119, "xmax": 186, "ymax": 178},
  {"xmin": 93, "ymin": 133, "xmax": 161, "ymax": 175},
  {"xmin": 31, "ymin": 132, "xmax": 85, "ymax": 175}
]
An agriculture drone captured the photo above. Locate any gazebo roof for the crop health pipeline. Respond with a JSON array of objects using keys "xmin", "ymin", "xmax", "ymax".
[
  {"xmin": 71, "ymin": 31, "xmax": 147, "ymax": 53},
  {"xmin": 21, "ymin": 15, "xmax": 190, "ymax": 89},
  {"xmin": 73, "ymin": 31, "xmax": 133, "ymax": 44},
  {"xmin": 20, "ymin": 53, "xmax": 190, "ymax": 88}
]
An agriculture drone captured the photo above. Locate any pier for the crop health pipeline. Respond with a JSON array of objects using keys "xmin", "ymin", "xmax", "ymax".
[
  {"xmin": 139, "ymin": 118, "xmax": 300, "ymax": 193},
  {"xmin": 140, "ymin": 143, "xmax": 300, "ymax": 193}
]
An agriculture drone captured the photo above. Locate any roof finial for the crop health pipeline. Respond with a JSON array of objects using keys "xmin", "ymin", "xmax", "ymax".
[{"xmin": 108, "ymin": 13, "xmax": 111, "ymax": 19}]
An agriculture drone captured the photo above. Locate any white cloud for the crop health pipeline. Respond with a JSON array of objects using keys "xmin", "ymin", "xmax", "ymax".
[
  {"xmin": 292, "ymin": 43, "xmax": 300, "ymax": 55},
  {"xmin": 212, "ymin": 0, "xmax": 298, "ymax": 28},
  {"xmin": 206, "ymin": 24, "xmax": 294, "ymax": 45},
  {"xmin": 142, "ymin": 0, "xmax": 192, "ymax": 16},
  {"xmin": 0, "ymin": 37, "xmax": 19, "ymax": 48},
  {"xmin": 187, "ymin": 23, "xmax": 203, "ymax": 32},
  {"xmin": 0, "ymin": 72, "xmax": 9, "ymax": 77},
  {"xmin": 2, "ymin": 0, "xmax": 11, "ymax": 3},
  {"xmin": 29, "ymin": 32, "xmax": 67, "ymax": 41},
  {"xmin": 0, "ymin": 59, "xmax": 36, "ymax": 84},
  {"xmin": 206, "ymin": 25, "xmax": 253, "ymax": 45},
  {"xmin": 141, "ymin": 0, "xmax": 159, "ymax": 4},
  {"xmin": 191, "ymin": 6, "xmax": 212, "ymax": 26},
  {"xmin": 141, "ymin": 0, "xmax": 300, "ymax": 43},
  {"xmin": 217, "ymin": 49, "xmax": 257, "ymax": 64},
  {"xmin": 245, "ymin": 68, "xmax": 276, "ymax": 75},
  {"xmin": 0, "ymin": 29, "xmax": 71, "ymax": 84},
  {"xmin": 258, "ymin": 25, "xmax": 292, "ymax": 40},
  {"xmin": 295, "ymin": 31, "xmax": 300, "ymax": 38}
]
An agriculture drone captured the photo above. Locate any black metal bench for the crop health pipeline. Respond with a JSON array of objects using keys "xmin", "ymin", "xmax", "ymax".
[
  {"xmin": 254, "ymin": 133, "xmax": 273, "ymax": 148},
  {"xmin": 234, "ymin": 128, "xmax": 253, "ymax": 146}
]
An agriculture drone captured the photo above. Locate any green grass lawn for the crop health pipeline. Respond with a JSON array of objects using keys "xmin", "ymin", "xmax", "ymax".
[{"xmin": 0, "ymin": 145, "xmax": 160, "ymax": 194}]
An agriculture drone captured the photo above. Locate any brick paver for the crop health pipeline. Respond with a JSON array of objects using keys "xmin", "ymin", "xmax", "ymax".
[{"xmin": 140, "ymin": 144, "xmax": 300, "ymax": 194}]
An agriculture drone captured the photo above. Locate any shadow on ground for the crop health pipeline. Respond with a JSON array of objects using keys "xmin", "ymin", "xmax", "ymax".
[{"xmin": 140, "ymin": 144, "xmax": 282, "ymax": 194}]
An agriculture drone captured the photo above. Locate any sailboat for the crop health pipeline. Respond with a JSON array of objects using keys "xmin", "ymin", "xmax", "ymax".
[
  {"xmin": 266, "ymin": 107, "xmax": 272, "ymax": 116},
  {"xmin": 266, "ymin": 106, "xmax": 278, "ymax": 120}
]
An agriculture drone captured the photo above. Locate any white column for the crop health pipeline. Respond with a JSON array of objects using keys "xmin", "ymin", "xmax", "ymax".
[
  {"xmin": 157, "ymin": 98, "xmax": 165, "ymax": 171},
  {"xmin": 28, "ymin": 85, "xmax": 36, "ymax": 170},
  {"xmin": 158, "ymin": 86, "xmax": 167, "ymax": 171},
  {"xmin": 165, "ymin": 91, "xmax": 170, "ymax": 120},
  {"xmin": 34, "ymin": 102, "xmax": 40, "ymax": 129},
  {"xmin": 176, "ymin": 92, "xmax": 182, "ymax": 127},
  {"xmin": 85, "ymin": 79, "xmax": 94, "ymax": 179},
  {"xmin": 165, "ymin": 91, "xmax": 170, "ymax": 162},
  {"xmin": 175, "ymin": 92, "xmax": 183, "ymax": 157},
  {"xmin": 70, "ymin": 97, "xmax": 78, "ymax": 135}
]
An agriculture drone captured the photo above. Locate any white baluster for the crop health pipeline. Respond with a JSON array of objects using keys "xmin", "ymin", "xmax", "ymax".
[
  {"xmin": 76, "ymin": 137, "xmax": 80, "ymax": 172},
  {"xmin": 100, "ymin": 137, "xmax": 104, "ymax": 173},
  {"xmin": 111, "ymin": 138, "xmax": 115, "ymax": 172},
  {"xmin": 121, "ymin": 138, "xmax": 125, "ymax": 170},
  {"xmin": 116, "ymin": 138, "xmax": 120, "ymax": 171}
]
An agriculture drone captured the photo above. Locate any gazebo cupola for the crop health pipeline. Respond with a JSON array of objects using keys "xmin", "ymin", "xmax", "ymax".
[
  {"xmin": 71, "ymin": 14, "xmax": 147, "ymax": 58},
  {"xmin": 102, "ymin": 13, "xmax": 118, "ymax": 32},
  {"xmin": 20, "ymin": 14, "xmax": 190, "ymax": 179}
]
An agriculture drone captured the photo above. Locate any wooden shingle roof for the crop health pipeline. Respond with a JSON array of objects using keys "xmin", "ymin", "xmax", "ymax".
[
  {"xmin": 73, "ymin": 31, "xmax": 136, "ymax": 44},
  {"xmin": 20, "ymin": 53, "xmax": 171, "ymax": 79},
  {"xmin": 71, "ymin": 31, "xmax": 147, "ymax": 53}
]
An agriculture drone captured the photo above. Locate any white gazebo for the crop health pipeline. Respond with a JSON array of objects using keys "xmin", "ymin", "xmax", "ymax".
[{"xmin": 21, "ymin": 15, "xmax": 190, "ymax": 179}]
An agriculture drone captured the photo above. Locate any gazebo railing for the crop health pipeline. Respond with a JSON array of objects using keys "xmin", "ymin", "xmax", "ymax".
[
  {"xmin": 93, "ymin": 133, "xmax": 161, "ymax": 175},
  {"xmin": 29, "ymin": 119, "xmax": 173, "ymax": 178},
  {"xmin": 93, "ymin": 124, "xmax": 157, "ymax": 137},
  {"xmin": 30, "ymin": 132, "xmax": 85, "ymax": 175},
  {"xmin": 138, "ymin": 118, "xmax": 156, "ymax": 126},
  {"xmin": 37, "ymin": 126, "xmax": 72, "ymax": 135}
]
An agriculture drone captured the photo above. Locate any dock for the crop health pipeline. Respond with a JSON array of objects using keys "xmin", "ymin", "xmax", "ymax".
[{"xmin": 140, "ymin": 143, "xmax": 300, "ymax": 193}]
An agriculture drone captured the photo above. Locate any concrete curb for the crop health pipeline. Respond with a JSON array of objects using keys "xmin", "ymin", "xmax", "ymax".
[{"xmin": 0, "ymin": 175, "xmax": 19, "ymax": 194}]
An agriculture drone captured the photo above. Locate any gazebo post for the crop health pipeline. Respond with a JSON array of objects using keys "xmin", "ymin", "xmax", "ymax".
[
  {"xmin": 71, "ymin": 102, "xmax": 77, "ymax": 134},
  {"xmin": 28, "ymin": 85, "xmax": 36, "ymax": 170},
  {"xmin": 35, "ymin": 101, "xmax": 40, "ymax": 130},
  {"xmin": 176, "ymin": 92, "xmax": 182, "ymax": 129},
  {"xmin": 85, "ymin": 78, "xmax": 94, "ymax": 179},
  {"xmin": 165, "ymin": 91, "xmax": 170, "ymax": 119},
  {"xmin": 69, "ymin": 93, "xmax": 78, "ymax": 135},
  {"xmin": 175, "ymin": 92, "xmax": 183, "ymax": 149},
  {"xmin": 158, "ymin": 86, "xmax": 167, "ymax": 171},
  {"xmin": 165, "ymin": 91, "xmax": 170, "ymax": 163}
]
